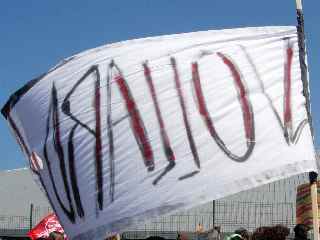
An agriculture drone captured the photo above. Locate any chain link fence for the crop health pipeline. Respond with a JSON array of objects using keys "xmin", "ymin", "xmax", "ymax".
[
  {"xmin": 0, "ymin": 201, "xmax": 296, "ymax": 238},
  {"xmin": 0, "ymin": 205, "xmax": 51, "ymax": 232},
  {"xmin": 123, "ymin": 201, "xmax": 296, "ymax": 233}
]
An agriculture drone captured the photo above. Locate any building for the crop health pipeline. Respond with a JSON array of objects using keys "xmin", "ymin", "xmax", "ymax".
[{"xmin": 0, "ymin": 164, "xmax": 318, "ymax": 239}]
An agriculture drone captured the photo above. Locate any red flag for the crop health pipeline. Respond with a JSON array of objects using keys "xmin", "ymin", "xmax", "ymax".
[{"xmin": 28, "ymin": 213, "xmax": 66, "ymax": 240}]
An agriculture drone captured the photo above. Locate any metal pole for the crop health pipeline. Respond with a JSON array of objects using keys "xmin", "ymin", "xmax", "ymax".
[
  {"xmin": 295, "ymin": 1, "xmax": 319, "ymax": 239},
  {"xmin": 212, "ymin": 200, "xmax": 215, "ymax": 229},
  {"xmin": 29, "ymin": 203, "xmax": 34, "ymax": 230},
  {"xmin": 295, "ymin": 0, "xmax": 315, "ymax": 138}
]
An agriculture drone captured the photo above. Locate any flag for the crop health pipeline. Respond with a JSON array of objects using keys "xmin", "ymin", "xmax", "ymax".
[
  {"xmin": 2, "ymin": 26, "xmax": 317, "ymax": 240},
  {"xmin": 28, "ymin": 213, "xmax": 65, "ymax": 240}
]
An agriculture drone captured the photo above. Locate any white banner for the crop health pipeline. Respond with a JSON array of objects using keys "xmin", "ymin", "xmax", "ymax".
[{"xmin": 2, "ymin": 26, "xmax": 317, "ymax": 239}]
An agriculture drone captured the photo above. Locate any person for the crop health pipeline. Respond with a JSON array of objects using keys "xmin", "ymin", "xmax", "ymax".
[
  {"xmin": 177, "ymin": 232, "xmax": 189, "ymax": 240},
  {"xmin": 145, "ymin": 237, "xmax": 166, "ymax": 240},
  {"xmin": 177, "ymin": 233, "xmax": 181, "ymax": 240},
  {"xmin": 196, "ymin": 223, "xmax": 204, "ymax": 233},
  {"xmin": 208, "ymin": 226, "xmax": 221, "ymax": 240},
  {"xmin": 49, "ymin": 231, "xmax": 65, "ymax": 240},
  {"xmin": 251, "ymin": 226, "xmax": 266, "ymax": 240},
  {"xmin": 252, "ymin": 225, "xmax": 289, "ymax": 240},
  {"xmin": 234, "ymin": 228, "xmax": 250, "ymax": 240},
  {"xmin": 228, "ymin": 234, "xmax": 243, "ymax": 240},
  {"xmin": 294, "ymin": 224, "xmax": 309, "ymax": 240}
]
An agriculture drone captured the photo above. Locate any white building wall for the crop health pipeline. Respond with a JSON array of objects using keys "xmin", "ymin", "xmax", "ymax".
[{"xmin": 0, "ymin": 168, "xmax": 316, "ymax": 232}]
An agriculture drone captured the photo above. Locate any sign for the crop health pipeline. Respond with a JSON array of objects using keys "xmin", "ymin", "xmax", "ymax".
[{"xmin": 2, "ymin": 26, "xmax": 317, "ymax": 240}]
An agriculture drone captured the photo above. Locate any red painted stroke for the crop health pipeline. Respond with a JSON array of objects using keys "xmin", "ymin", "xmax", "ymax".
[
  {"xmin": 192, "ymin": 63, "xmax": 217, "ymax": 136},
  {"xmin": 192, "ymin": 54, "xmax": 255, "ymax": 162},
  {"xmin": 143, "ymin": 63, "xmax": 175, "ymax": 163},
  {"xmin": 115, "ymin": 74, "xmax": 155, "ymax": 171},
  {"xmin": 30, "ymin": 152, "xmax": 43, "ymax": 173},
  {"xmin": 217, "ymin": 53, "xmax": 253, "ymax": 141},
  {"xmin": 284, "ymin": 47, "xmax": 293, "ymax": 127},
  {"xmin": 239, "ymin": 42, "xmax": 306, "ymax": 145}
]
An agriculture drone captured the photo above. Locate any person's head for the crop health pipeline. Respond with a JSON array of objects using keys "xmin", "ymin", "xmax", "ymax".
[
  {"xmin": 252, "ymin": 225, "xmax": 289, "ymax": 240},
  {"xmin": 252, "ymin": 227, "xmax": 263, "ymax": 240},
  {"xmin": 229, "ymin": 234, "xmax": 243, "ymax": 240},
  {"xmin": 294, "ymin": 224, "xmax": 309, "ymax": 239},
  {"xmin": 235, "ymin": 228, "xmax": 250, "ymax": 240},
  {"xmin": 49, "ymin": 231, "xmax": 64, "ymax": 240},
  {"xmin": 273, "ymin": 225, "xmax": 290, "ymax": 240},
  {"xmin": 145, "ymin": 237, "xmax": 166, "ymax": 240}
]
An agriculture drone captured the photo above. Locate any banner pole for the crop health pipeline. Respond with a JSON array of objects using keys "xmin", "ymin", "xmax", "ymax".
[
  {"xmin": 295, "ymin": 0, "xmax": 319, "ymax": 238},
  {"xmin": 310, "ymin": 172, "xmax": 319, "ymax": 240}
]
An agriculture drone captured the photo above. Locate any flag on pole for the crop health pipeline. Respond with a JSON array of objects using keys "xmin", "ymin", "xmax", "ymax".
[
  {"xmin": 28, "ymin": 213, "xmax": 66, "ymax": 240},
  {"xmin": 2, "ymin": 26, "xmax": 317, "ymax": 240}
]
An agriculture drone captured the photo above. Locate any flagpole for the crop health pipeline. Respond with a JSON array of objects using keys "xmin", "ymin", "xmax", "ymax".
[
  {"xmin": 212, "ymin": 200, "xmax": 215, "ymax": 228},
  {"xmin": 310, "ymin": 172, "xmax": 319, "ymax": 240},
  {"xmin": 295, "ymin": 0, "xmax": 319, "ymax": 238}
]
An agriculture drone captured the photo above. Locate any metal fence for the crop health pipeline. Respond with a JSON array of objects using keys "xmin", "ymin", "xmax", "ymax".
[
  {"xmin": 0, "ymin": 201, "xmax": 296, "ymax": 236},
  {"xmin": 0, "ymin": 205, "xmax": 51, "ymax": 232},
  {"xmin": 125, "ymin": 201, "xmax": 296, "ymax": 233}
]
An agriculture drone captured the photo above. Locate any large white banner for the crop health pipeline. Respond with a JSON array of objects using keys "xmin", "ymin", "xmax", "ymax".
[{"xmin": 2, "ymin": 26, "xmax": 317, "ymax": 239}]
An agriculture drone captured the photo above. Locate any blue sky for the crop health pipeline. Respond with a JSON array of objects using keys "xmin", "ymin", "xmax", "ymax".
[{"xmin": 1, "ymin": 0, "xmax": 319, "ymax": 170}]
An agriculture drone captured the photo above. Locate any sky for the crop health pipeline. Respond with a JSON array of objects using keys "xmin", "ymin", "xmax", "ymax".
[{"xmin": 0, "ymin": 0, "xmax": 320, "ymax": 170}]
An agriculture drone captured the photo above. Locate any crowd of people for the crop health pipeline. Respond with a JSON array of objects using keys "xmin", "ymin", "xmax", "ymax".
[
  {"xmin": 172, "ymin": 223, "xmax": 310, "ymax": 240},
  {"xmin": 227, "ymin": 224, "xmax": 309, "ymax": 240},
  {"xmin": 37, "ymin": 223, "xmax": 311, "ymax": 240},
  {"xmin": 36, "ymin": 231, "xmax": 65, "ymax": 240}
]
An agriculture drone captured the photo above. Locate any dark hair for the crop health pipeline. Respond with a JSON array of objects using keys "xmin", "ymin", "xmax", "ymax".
[
  {"xmin": 145, "ymin": 237, "xmax": 166, "ymax": 240},
  {"xmin": 49, "ymin": 231, "xmax": 64, "ymax": 240},
  {"xmin": 229, "ymin": 234, "xmax": 243, "ymax": 240},
  {"xmin": 235, "ymin": 228, "xmax": 250, "ymax": 240},
  {"xmin": 273, "ymin": 225, "xmax": 290, "ymax": 240},
  {"xmin": 294, "ymin": 224, "xmax": 309, "ymax": 239},
  {"xmin": 252, "ymin": 227, "xmax": 269, "ymax": 240},
  {"xmin": 252, "ymin": 225, "xmax": 289, "ymax": 240}
]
